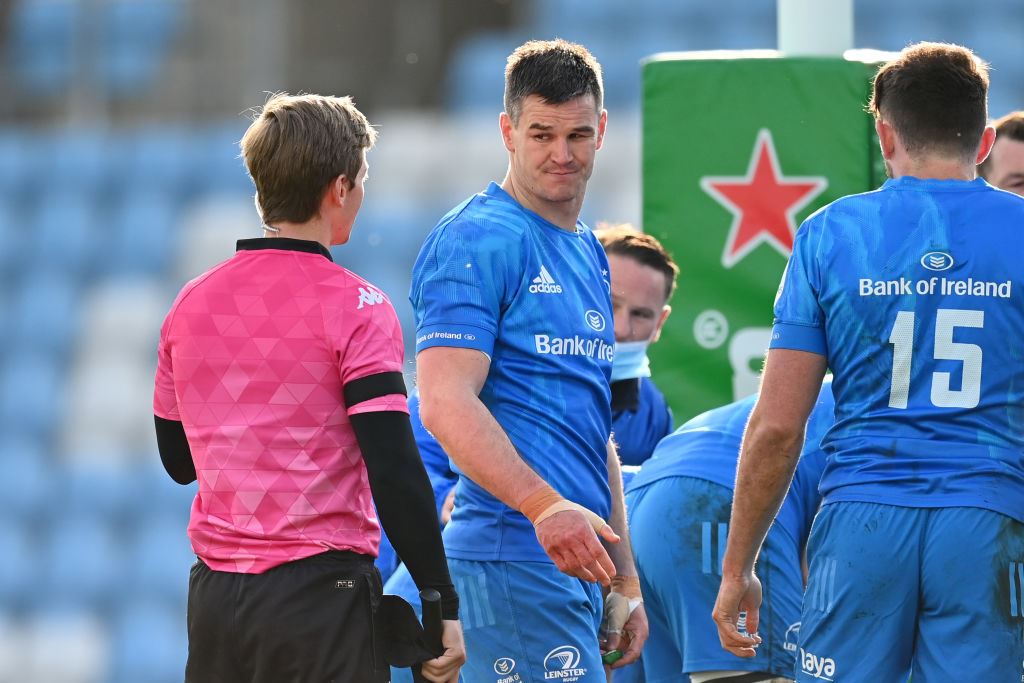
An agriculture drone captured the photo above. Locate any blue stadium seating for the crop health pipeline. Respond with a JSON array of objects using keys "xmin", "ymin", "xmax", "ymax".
[
  {"xmin": 108, "ymin": 599, "xmax": 188, "ymax": 683},
  {"xmin": 107, "ymin": 189, "xmax": 180, "ymax": 276},
  {"xmin": 0, "ymin": 352, "xmax": 65, "ymax": 442},
  {"xmin": 8, "ymin": 269, "xmax": 81, "ymax": 358},
  {"xmin": 0, "ymin": 437, "xmax": 56, "ymax": 523},
  {"xmin": 7, "ymin": 0, "xmax": 80, "ymax": 96},
  {"xmin": 97, "ymin": 0, "xmax": 185, "ymax": 95},
  {"xmin": 40, "ymin": 514, "xmax": 127, "ymax": 610},
  {"xmin": 28, "ymin": 190, "xmax": 101, "ymax": 279}
]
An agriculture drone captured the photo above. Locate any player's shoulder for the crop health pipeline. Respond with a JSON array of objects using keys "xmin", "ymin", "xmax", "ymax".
[
  {"xmin": 164, "ymin": 255, "xmax": 237, "ymax": 321},
  {"xmin": 803, "ymin": 186, "xmax": 886, "ymax": 231},
  {"xmin": 427, "ymin": 184, "xmax": 533, "ymax": 250}
]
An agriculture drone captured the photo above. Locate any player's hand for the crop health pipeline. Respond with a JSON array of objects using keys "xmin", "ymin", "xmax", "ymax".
[
  {"xmin": 419, "ymin": 619, "xmax": 466, "ymax": 683},
  {"xmin": 440, "ymin": 488, "xmax": 456, "ymax": 525},
  {"xmin": 712, "ymin": 571, "xmax": 763, "ymax": 658},
  {"xmin": 604, "ymin": 602, "xmax": 648, "ymax": 669},
  {"xmin": 534, "ymin": 509, "xmax": 619, "ymax": 585}
]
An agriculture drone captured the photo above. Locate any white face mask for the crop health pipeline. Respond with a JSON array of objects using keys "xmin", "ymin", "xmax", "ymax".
[{"xmin": 611, "ymin": 340, "xmax": 652, "ymax": 382}]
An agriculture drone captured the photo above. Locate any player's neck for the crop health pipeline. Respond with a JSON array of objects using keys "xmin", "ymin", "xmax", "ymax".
[
  {"xmin": 262, "ymin": 218, "xmax": 332, "ymax": 249},
  {"xmin": 889, "ymin": 156, "xmax": 977, "ymax": 182},
  {"xmin": 500, "ymin": 174, "xmax": 581, "ymax": 232}
]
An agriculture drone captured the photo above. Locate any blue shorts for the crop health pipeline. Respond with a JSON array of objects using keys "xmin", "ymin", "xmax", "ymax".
[
  {"xmin": 627, "ymin": 477, "xmax": 804, "ymax": 681},
  {"xmin": 798, "ymin": 502, "xmax": 1024, "ymax": 683},
  {"xmin": 449, "ymin": 557, "xmax": 605, "ymax": 683}
]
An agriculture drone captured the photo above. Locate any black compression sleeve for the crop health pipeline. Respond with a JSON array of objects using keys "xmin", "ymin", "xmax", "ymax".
[
  {"xmin": 349, "ymin": 410, "xmax": 459, "ymax": 620},
  {"xmin": 154, "ymin": 415, "xmax": 197, "ymax": 485}
]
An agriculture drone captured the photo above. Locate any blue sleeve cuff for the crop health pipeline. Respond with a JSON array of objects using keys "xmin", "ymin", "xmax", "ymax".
[
  {"xmin": 770, "ymin": 321, "xmax": 827, "ymax": 356},
  {"xmin": 415, "ymin": 322, "xmax": 495, "ymax": 357}
]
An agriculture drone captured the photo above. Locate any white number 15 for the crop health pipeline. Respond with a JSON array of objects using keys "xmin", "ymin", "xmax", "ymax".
[{"xmin": 887, "ymin": 308, "xmax": 984, "ymax": 409}]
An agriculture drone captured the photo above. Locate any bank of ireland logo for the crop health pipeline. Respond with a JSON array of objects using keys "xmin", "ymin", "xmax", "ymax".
[
  {"xmin": 700, "ymin": 129, "xmax": 827, "ymax": 269},
  {"xmin": 921, "ymin": 251, "xmax": 954, "ymax": 271},
  {"xmin": 493, "ymin": 657, "xmax": 516, "ymax": 675},
  {"xmin": 543, "ymin": 644, "xmax": 581, "ymax": 671},
  {"xmin": 585, "ymin": 309, "xmax": 606, "ymax": 332}
]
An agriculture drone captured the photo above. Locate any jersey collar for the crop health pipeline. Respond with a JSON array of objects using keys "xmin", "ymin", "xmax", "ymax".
[{"xmin": 236, "ymin": 237, "xmax": 334, "ymax": 262}]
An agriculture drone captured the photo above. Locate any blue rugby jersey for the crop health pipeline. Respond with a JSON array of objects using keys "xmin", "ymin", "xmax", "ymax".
[
  {"xmin": 626, "ymin": 383, "xmax": 834, "ymax": 548},
  {"xmin": 772, "ymin": 177, "xmax": 1024, "ymax": 522},
  {"xmin": 410, "ymin": 182, "xmax": 614, "ymax": 561}
]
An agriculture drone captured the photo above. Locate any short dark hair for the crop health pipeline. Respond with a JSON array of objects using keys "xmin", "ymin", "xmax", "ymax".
[
  {"xmin": 868, "ymin": 42, "xmax": 989, "ymax": 162},
  {"xmin": 504, "ymin": 39, "xmax": 603, "ymax": 125},
  {"xmin": 240, "ymin": 93, "xmax": 377, "ymax": 225},
  {"xmin": 595, "ymin": 223, "xmax": 679, "ymax": 301},
  {"xmin": 979, "ymin": 110, "xmax": 1024, "ymax": 179}
]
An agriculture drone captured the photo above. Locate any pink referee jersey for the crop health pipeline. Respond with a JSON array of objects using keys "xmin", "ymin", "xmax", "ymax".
[{"xmin": 153, "ymin": 238, "xmax": 408, "ymax": 573}]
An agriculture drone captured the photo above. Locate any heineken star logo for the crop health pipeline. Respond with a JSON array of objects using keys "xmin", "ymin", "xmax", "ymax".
[{"xmin": 700, "ymin": 129, "xmax": 827, "ymax": 268}]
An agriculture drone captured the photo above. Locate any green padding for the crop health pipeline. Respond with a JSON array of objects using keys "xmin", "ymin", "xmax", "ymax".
[{"xmin": 642, "ymin": 53, "xmax": 883, "ymax": 422}]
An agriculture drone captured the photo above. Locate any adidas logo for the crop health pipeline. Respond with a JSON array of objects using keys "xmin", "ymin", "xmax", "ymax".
[{"xmin": 529, "ymin": 265, "xmax": 563, "ymax": 294}]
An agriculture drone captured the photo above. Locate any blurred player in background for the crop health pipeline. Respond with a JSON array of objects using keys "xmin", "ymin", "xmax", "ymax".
[
  {"xmin": 979, "ymin": 109, "xmax": 1024, "ymax": 195},
  {"xmin": 153, "ymin": 93, "xmax": 464, "ymax": 683},
  {"xmin": 410, "ymin": 39, "xmax": 648, "ymax": 681},
  {"xmin": 595, "ymin": 224, "xmax": 676, "ymax": 467},
  {"xmin": 714, "ymin": 43, "xmax": 1024, "ymax": 682},
  {"xmin": 628, "ymin": 382, "xmax": 834, "ymax": 683}
]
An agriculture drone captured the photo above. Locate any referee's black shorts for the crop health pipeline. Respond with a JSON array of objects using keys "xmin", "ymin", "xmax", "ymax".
[{"xmin": 185, "ymin": 550, "xmax": 389, "ymax": 683}]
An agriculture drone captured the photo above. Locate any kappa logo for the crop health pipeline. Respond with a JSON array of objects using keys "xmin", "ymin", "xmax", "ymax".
[
  {"xmin": 585, "ymin": 309, "xmax": 606, "ymax": 332},
  {"xmin": 529, "ymin": 265, "xmax": 563, "ymax": 294},
  {"xmin": 921, "ymin": 251, "xmax": 955, "ymax": 271},
  {"xmin": 356, "ymin": 286, "xmax": 385, "ymax": 309},
  {"xmin": 542, "ymin": 645, "xmax": 587, "ymax": 680}
]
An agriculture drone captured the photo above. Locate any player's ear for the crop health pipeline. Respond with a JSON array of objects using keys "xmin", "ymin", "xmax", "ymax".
[
  {"xmin": 596, "ymin": 109, "xmax": 608, "ymax": 151},
  {"xmin": 875, "ymin": 119, "xmax": 896, "ymax": 160},
  {"xmin": 975, "ymin": 125, "xmax": 996, "ymax": 166},
  {"xmin": 651, "ymin": 305, "xmax": 671, "ymax": 343},
  {"xmin": 329, "ymin": 174, "xmax": 350, "ymax": 206},
  {"xmin": 499, "ymin": 111, "xmax": 515, "ymax": 152}
]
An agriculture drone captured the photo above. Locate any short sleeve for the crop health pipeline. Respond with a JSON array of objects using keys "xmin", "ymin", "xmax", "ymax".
[
  {"xmin": 329, "ymin": 282, "xmax": 409, "ymax": 417},
  {"xmin": 153, "ymin": 311, "xmax": 180, "ymax": 420},
  {"xmin": 770, "ymin": 221, "xmax": 827, "ymax": 356},
  {"xmin": 410, "ymin": 218, "xmax": 517, "ymax": 358}
]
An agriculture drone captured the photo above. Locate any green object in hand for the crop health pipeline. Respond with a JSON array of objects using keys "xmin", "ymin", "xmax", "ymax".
[{"xmin": 601, "ymin": 649, "xmax": 623, "ymax": 666}]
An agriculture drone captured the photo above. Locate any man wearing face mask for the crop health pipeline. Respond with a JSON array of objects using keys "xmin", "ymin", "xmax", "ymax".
[{"xmin": 595, "ymin": 224, "xmax": 678, "ymax": 467}]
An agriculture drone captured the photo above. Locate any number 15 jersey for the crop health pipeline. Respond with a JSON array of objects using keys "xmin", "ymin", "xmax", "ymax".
[{"xmin": 771, "ymin": 176, "xmax": 1024, "ymax": 523}]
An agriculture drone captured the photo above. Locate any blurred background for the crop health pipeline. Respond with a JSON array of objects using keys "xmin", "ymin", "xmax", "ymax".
[{"xmin": 0, "ymin": 0, "xmax": 1020, "ymax": 680}]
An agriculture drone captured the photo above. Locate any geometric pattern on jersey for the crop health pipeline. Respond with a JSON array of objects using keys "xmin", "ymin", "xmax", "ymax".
[
  {"xmin": 771, "ymin": 177, "xmax": 1024, "ymax": 523},
  {"xmin": 411, "ymin": 182, "xmax": 615, "ymax": 562},
  {"xmin": 154, "ymin": 238, "xmax": 407, "ymax": 573}
]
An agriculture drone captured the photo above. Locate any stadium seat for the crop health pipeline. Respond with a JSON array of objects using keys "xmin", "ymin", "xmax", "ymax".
[
  {"xmin": 0, "ymin": 351, "xmax": 65, "ymax": 442},
  {"xmin": 0, "ymin": 519, "xmax": 38, "ymax": 610},
  {"xmin": 8, "ymin": 269, "xmax": 81, "ymax": 358},
  {"xmin": 7, "ymin": 0, "xmax": 80, "ymax": 96},
  {"xmin": 173, "ymin": 195, "xmax": 256, "ymax": 283},
  {"xmin": 108, "ymin": 599, "xmax": 187, "ymax": 683},
  {"xmin": 96, "ymin": 0, "xmax": 186, "ymax": 96},
  {"xmin": 28, "ymin": 189, "xmax": 101, "ymax": 279},
  {"xmin": 41, "ymin": 128, "xmax": 112, "ymax": 196},
  {"xmin": 75, "ymin": 277, "xmax": 170, "ymax": 361},
  {"xmin": 117, "ymin": 127, "xmax": 197, "ymax": 199},
  {"xmin": 22, "ymin": 609, "xmax": 109, "ymax": 683},
  {"xmin": 125, "ymin": 512, "xmax": 195, "ymax": 604},
  {"xmin": 61, "ymin": 353, "xmax": 158, "ymax": 456},
  {"xmin": 0, "ymin": 129, "xmax": 42, "ymax": 198},
  {"xmin": 40, "ymin": 514, "xmax": 128, "ymax": 609},
  {"xmin": 444, "ymin": 32, "xmax": 523, "ymax": 113},
  {"xmin": 106, "ymin": 190, "xmax": 180, "ymax": 276},
  {"xmin": 191, "ymin": 124, "xmax": 256, "ymax": 195},
  {"xmin": 0, "ymin": 436, "xmax": 56, "ymax": 522}
]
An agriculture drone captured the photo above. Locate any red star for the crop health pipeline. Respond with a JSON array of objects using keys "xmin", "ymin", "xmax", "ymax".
[{"xmin": 700, "ymin": 129, "xmax": 827, "ymax": 268}]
